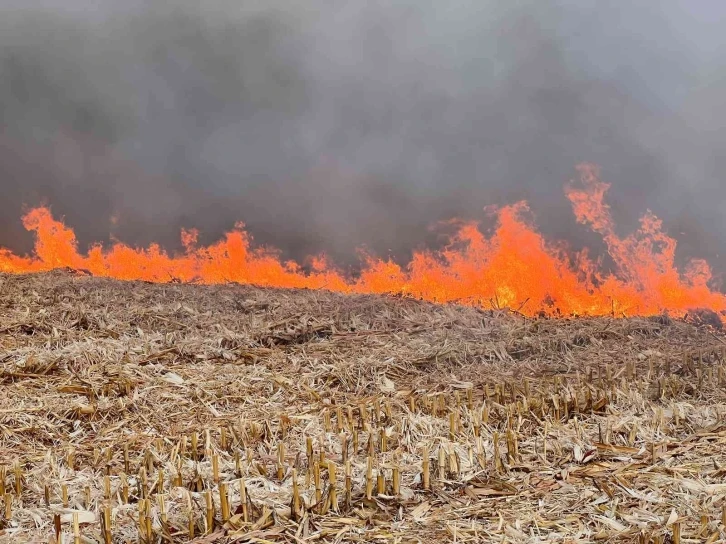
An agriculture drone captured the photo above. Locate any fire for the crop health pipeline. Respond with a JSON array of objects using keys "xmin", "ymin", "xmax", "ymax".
[{"xmin": 1, "ymin": 163, "xmax": 724, "ymax": 319}]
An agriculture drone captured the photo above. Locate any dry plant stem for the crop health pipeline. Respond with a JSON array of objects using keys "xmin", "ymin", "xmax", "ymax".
[
  {"xmin": 314, "ymin": 462, "xmax": 322, "ymax": 507},
  {"xmin": 158, "ymin": 494, "xmax": 170, "ymax": 542},
  {"xmin": 328, "ymin": 462, "xmax": 337, "ymax": 511},
  {"xmin": 72, "ymin": 512, "xmax": 80, "ymax": 544},
  {"xmin": 219, "ymin": 482, "xmax": 230, "ymax": 522},
  {"xmin": 205, "ymin": 490, "xmax": 214, "ymax": 534},
  {"xmin": 422, "ymin": 447, "xmax": 430, "ymax": 490},
  {"xmin": 437, "ymin": 447, "xmax": 445, "ymax": 480},
  {"xmin": 53, "ymin": 514, "xmax": 60, "ymax": 543},
  {"xmin": 101, "ymin": 504, "xmax": 112, "ymax": 544},
  {"xmin": 188, "ymin": 509, "xmax": 195, "ymax": 540},
  {"xmin": 13, "ymin": 462, "xmax": 21, "ymax": 499},
  {"xmin": 344, "ymin": 460, "xmax": 352, "ymax": 509},
  {"xmin": 291, "ymin": 468, "xmax": 301, "ymax": 517},
  {"xmin": 239, "ymin": 479, "xmax": 248, "ymax": 523}
]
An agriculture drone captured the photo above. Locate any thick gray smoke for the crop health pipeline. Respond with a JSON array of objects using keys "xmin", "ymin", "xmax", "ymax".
[{"xmin": 1, "ymin": 0, "xmax": 725, "ymax": 276}]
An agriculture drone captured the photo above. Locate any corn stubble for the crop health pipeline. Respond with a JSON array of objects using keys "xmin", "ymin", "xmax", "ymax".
[{"xmin": 0, "ymin": 271, "xmax": 725, "ymax": 542}]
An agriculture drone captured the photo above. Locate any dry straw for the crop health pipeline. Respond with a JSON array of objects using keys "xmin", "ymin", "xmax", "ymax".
[{"xmin": 0, "ymin": 270, "xmax": 725, "ymax": 542}]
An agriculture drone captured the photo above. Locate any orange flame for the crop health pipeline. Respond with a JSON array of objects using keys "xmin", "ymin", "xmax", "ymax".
[{"xmin": 1, "ymin": 163, "xmax": 724, "ymax": 319}]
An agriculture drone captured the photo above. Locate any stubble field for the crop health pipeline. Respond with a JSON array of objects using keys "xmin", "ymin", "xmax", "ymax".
[{"xmin": 0, "ymin": 270, "xmax": 725, "ymax": 543}]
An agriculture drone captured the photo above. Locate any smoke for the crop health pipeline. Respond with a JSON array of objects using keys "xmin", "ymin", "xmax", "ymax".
[{"xmin": 1, "ymin": 0, "xmax": 725, "ymax": 276}]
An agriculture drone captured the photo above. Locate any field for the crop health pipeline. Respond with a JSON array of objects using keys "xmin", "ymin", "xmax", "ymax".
[{"xmin": 1, "ymin": 270, "xmax": 726, "ymax": 543}]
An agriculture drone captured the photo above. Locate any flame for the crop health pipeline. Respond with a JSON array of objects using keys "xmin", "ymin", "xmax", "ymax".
[{"xmin": 1, "ymin": 163, "xmax": 724, "ymax": 319}]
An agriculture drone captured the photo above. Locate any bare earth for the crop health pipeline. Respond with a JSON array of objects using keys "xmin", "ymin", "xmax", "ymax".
[{"xmin": 1, "ymin": 270, "xmax": 725, "ymax": 543}]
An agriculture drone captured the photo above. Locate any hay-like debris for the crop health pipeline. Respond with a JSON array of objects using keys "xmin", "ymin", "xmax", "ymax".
[{"xmin": 0, "ymin": 270, "xmax": 725, "ymax": 543}]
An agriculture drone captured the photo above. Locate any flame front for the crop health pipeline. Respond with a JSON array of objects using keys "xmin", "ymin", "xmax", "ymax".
[{"xmin": 1, "ymin": 163, "xmax": 724, "ymax": 318}]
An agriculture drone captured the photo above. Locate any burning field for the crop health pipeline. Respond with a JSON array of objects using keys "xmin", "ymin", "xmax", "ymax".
[
  {"xmin": 5, "ymin": 1, "xmax": 726, "ymax": 541},
  {"xmin": 1, "ymin": 164, "xmax": 725, "ymax": 323},
  {"xmin": 1, "ymin": 164, "xmax": 726, "ymax": 544},
  {"xmin": 1, "ymin": 269, "xmax": 726, "ymax": 543}
]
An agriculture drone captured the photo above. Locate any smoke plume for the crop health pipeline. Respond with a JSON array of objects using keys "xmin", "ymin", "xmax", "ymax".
[{"xmin": 1, "ymin": 0, "xmax": 725, "ymax": 276}]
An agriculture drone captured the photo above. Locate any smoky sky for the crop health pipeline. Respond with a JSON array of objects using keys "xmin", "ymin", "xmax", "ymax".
[{"xmin": 1, "ymin": 0, "xmax": 726, "ymax": 277}]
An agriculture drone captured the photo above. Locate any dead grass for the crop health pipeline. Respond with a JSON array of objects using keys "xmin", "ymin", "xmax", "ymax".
[{"xmin": 0, "ymin": 270, "xmax": 725, "ymax": 543}]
